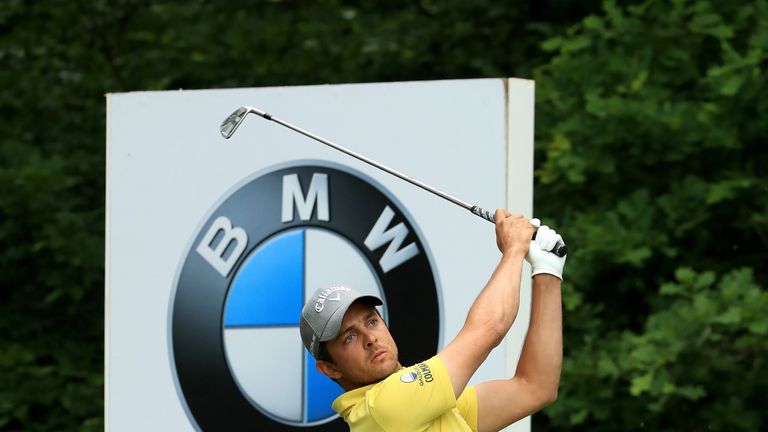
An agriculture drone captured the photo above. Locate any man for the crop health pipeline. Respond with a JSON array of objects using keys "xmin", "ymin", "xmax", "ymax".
[{"xmin": 299, "ymin": 209, "xmax": 565, "ymax": 431}]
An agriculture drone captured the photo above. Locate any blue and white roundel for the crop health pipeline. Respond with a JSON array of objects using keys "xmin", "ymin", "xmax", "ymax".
[
  {"xmin": 223, "ymin": 227, "xmax": 386, "ymax": 426},
  {"xmin": 171, "ymin": 163, "xmax": 440, "ymax": 431}
]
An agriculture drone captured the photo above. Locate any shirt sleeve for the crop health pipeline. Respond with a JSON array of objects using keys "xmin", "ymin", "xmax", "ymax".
[
  {"xmin": 365, "ymin": 356, "xmax": 457, "ymax": 430},
  {"xmin": 456, "ymin": 385, "xmax": 479, "ymax": 432}
]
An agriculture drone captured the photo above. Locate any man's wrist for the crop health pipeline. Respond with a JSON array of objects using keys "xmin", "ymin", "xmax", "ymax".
[
  {"xmin": 501, "ymin": 248, "xmax": 527, "ymax": 262},
  {"xmin": 532, "ymin": 273, "xmax": 562, "ymax": 286}
]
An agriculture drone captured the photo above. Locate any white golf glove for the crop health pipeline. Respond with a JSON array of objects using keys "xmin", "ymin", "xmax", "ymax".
[{"xmin": 525, "ymin": 218, "xmax": 567, "ymax": 280}]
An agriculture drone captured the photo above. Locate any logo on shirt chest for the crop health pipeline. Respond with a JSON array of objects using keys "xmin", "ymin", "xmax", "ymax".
[
  {"xmin": 400, "ymin": 362, "xmax": 434, "ymax": 386},
  {"xmin": 169, "ymin": 161, "xmax": 442, "ymax": 431},
  {"xmin": 400, "ymin": 372, "xmax": 418, "ymax": 383}
]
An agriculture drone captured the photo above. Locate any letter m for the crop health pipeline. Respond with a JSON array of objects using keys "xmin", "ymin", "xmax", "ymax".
[
  {"xmin": 364, "ymin": 206, "xmax": 419, "ymax": 273},
  {"xmin": 282, "ymin": 173, "xmax": 329, "ymax": 222}
]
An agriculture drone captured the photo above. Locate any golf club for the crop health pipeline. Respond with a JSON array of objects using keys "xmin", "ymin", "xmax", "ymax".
[{"xmin": 220, "ymin": 106, "xmax": 567, "ymax": 257}]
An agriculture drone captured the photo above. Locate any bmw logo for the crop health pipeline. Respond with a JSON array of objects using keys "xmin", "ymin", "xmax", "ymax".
[{"xmin": 170, "ymin": 161, "xmax": 441, "ymax": 431}]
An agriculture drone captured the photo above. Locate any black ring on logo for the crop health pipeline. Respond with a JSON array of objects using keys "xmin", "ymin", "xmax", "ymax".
[{"xmin": 170, "ymin": 163, "xmax": 440, "ymax": 431}]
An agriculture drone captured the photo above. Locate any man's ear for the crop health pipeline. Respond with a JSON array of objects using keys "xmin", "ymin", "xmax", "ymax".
[{"xmin": 315, "ymin": 360, "xmax": 342, "ymax": 380}]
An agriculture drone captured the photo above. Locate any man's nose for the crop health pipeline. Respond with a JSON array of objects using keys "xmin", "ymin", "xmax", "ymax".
[{"xmin": 363, "ymin": 330, "xmax": 378, "ymax": 347}]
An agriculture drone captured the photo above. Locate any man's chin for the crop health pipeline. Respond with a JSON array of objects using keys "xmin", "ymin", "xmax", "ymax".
[{"xmin": 374, "ymin": 357, "xmax": 400, "ymax": 378}]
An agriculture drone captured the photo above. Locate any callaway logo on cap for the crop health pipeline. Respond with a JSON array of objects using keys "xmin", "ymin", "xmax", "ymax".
[{"xmin": 313, "ymin": 286, "xmax": 351, "ymax": 312}]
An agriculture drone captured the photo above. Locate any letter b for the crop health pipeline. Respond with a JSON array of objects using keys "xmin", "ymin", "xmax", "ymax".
[{"xmin": 195, "ymin": 216, "xmax": 248, "ymax": 277}]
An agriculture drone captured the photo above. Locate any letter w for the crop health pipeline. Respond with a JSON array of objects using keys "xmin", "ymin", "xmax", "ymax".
[{"xmin": 364, "ymin": 206, "xmax": 419, "ymax": 273}]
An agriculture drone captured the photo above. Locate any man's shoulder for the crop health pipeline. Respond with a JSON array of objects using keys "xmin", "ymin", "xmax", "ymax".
[{"xmin": 332, "ymin": 382, "xmax": 376, "ymax": 415}]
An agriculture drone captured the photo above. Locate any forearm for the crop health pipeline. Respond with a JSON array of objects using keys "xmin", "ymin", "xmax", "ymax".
[
  {"xmin": 439, "ymin": 251, "xmax": 525, "ymax": 397},
  {"xmin": 439, "ymin": 211, "xmax": 534, "ymax": 398},
  {"xmin": 473, "ymin": 223, "xmax": 565, "ymax": 432},
  {"xmin": 463, "ymin": 252, "xmax": 525, "ymax": 348},
  {"xmin": 514, "ymin": 274, "xmax": 563, "ymax": 401}
]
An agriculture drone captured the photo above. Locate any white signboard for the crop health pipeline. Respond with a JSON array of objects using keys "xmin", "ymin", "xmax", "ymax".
[{"xmin": 106, "ymin": 78, "xmax": 534, "ymax": 431}]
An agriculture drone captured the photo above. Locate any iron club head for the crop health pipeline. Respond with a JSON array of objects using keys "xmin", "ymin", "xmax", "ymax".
[
  {"xmin": 220, "ymin": 106, "xmax": 272, "ymax": 138},
  {"xmin": 220, "ymin": 106, "xmax": 252, "ymax": 139}
]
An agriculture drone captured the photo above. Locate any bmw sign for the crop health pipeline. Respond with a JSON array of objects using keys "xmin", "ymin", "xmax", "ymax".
[{"xmin": 170, "ymin": 161, "xmax": 441, "ymax": 431}]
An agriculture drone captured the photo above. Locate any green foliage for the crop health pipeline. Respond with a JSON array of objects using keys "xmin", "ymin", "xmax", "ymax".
[
  {"xmin": 2, "ymin": 0, "xmax": 765, "ymax": 430},
  {"xmin": 0, "ymin": 1, "xmax": 599, "ymax": 430},
  {"xmin": 552, "ymin": 267, "xmax": 767, "ymax": 430},
  {"xmin": 535, "ymin": 0, "xmax": 768, "ymax": 429}
]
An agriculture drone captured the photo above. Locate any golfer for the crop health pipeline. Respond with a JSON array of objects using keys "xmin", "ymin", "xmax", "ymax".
[{"xmin": 299, "ymin": 209, "xmax": 565, "ymax": 431}]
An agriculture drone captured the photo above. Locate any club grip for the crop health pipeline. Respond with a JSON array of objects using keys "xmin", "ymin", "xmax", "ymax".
[
  {"xmin": 471, "ymin": 206, "xmax": 568, "ymax": 257},
  {"xmin": 533, "ymin": 230, "xmax": 568, "ymax": 257},
  {"xmin": 470, "ymin": 205, "xmax": 496, "ymax": 222},
  {"xmin": 551, "ymin": 242, "xmax": 568, "ymax": 257}
]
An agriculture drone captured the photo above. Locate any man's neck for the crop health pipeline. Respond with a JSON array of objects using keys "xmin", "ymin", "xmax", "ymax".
[{"xmin": 338, "ymin": 362, "xmax": 403, "ymax": 392}]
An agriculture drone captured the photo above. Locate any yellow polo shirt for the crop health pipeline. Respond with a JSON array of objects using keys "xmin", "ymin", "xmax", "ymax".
[{"xmin": 331, "ymin": 356, "xmax": 478, "ymax": 432}]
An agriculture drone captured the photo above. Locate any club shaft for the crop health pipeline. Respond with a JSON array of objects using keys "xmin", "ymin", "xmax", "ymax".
[
  {"xmin": 264, "ymin": 113, "xmax": 475, "ymax": 212},
  {"xmin": 232, "ymin": 107, "xmax": 567, "ymax": 257}
]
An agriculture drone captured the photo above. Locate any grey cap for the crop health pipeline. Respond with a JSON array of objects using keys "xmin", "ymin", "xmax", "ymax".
[{"xmin": 300, "ymin": 286, "xmax": 383, "ymax": 358}]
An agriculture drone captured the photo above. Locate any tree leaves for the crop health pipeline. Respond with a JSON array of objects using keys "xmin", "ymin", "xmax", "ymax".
[
  {"xmin": 534, "ymin": 0, "xmax": 767, "ymax": 429},
  {"xmin": 1, "ymin": 0, "xmax": 765, "ymax": 430},
  {"xmin": 1, "ymin": 1, "xmax": 606, "ymax": 430}
]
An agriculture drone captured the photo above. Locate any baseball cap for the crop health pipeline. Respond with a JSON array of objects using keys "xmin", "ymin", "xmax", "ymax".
[{"xmin": 300, "ymin": 286, "xmax": 383, "ymax": 358}]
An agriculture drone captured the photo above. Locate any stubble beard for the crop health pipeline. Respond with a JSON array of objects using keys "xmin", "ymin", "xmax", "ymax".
[{"xmin": 366, "ymin": 352, "xmax": 400, "ymax": 384}]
